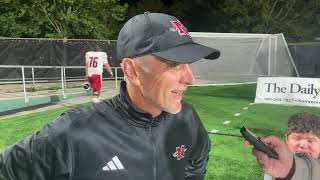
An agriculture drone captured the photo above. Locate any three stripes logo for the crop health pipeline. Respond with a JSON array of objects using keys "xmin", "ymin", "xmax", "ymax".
[{"xmin": 102, "ymin": 156, "xmax": 125, "ymax": 171}]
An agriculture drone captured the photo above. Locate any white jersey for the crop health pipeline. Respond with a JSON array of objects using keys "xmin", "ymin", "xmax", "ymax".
[{"xmin": 85, "ymin": 51, "xmax": 108, "ymax": 76}]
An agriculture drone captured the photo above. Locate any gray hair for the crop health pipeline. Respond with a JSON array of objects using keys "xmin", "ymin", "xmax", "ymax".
[
  {"xmin": 132, "ymin": 55, "xmax": 151, "ymax": 73},
  {"xmin": 286, "ymin": 112, "xmax": 320, "ymax": 137}
]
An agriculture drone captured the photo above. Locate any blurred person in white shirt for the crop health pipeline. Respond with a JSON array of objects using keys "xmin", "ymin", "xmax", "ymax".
[{"xmin": 85, "ymin": 47, "xmax": 113, "ymax": 102}]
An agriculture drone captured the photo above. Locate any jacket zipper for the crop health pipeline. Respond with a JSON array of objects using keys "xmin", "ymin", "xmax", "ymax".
[{"xmin": 149, "ymin": 122, "xmax": 157, "ymax": 180}]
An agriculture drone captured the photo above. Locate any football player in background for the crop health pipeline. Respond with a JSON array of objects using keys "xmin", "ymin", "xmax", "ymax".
[{"xmin": 85, "ymin": 47, "xmax": 113, "ymax": 102}]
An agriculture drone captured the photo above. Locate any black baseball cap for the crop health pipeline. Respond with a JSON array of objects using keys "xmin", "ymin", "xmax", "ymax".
[{"xmin": 117, "ymin": 12, "xmax": 220, "ymax": 64}]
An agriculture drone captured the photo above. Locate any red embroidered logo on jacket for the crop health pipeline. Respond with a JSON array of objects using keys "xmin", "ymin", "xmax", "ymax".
[
  {"xmin": 170, "ymin": 20, "xmax": 189, "ymax": 35},
  {"xmin": 173, "ymin": 145, "xmax": 187, "ymax": 160}
]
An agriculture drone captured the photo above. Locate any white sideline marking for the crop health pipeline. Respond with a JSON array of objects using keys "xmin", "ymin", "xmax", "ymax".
[
  {"xmin": 210, "ymin": 129, "xmax": 220, "ymax": 133},
  {"xmin": 242, "ymin": 107, "xmax": 248, "ymax": 110},
  {"xmin": 249, "ymin": 103, "xmax": 254, "ymax": 105},
  {"xmin": 223, "ymin": 120, "xmax": 231, "ymax": 125},
  {"xmin": 234, "ymin": 113, "xmax": 241, "ymax": 116}
]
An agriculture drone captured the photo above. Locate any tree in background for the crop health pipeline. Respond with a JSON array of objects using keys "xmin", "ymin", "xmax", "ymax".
[
  {"xmin": 1, "ymin": 0, "xmax": 319, "ymax": 41},
  {"xmin": 126, "ymin": 0, "xmax": 167, "ymax": 17},
  {"xmin": 220, "ymin": 0, "xmax": 320, "ymax": 42},
  {"xmin": 0, "ymin": 0, "xmax": 128, "ymax": 39},
  {"xmin": 128, "ymin": 0, "xmax": 320, "ymax": 42}
]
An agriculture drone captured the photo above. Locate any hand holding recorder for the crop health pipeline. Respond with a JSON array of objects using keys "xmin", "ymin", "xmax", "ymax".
[
  {"xmin": 240, "ymin": 126, "xmax": 278, "ymax": 159},
  {"xmin": 241, "ymin": 126, "xmax": 295, "ymax": 178}
]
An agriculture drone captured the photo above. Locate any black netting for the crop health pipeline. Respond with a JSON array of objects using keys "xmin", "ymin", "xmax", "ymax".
[{"xmin": 0, "ymin": 39, "xmax": 118, "ymax": 79}]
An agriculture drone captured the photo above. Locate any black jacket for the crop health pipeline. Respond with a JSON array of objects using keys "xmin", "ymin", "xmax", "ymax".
[{"xmin": 0, "ymin": 81, "xmax": 211, "ymax": 180}]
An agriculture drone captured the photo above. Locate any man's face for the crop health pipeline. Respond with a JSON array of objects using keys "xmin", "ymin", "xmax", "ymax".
[
  {"xmin": 134, "ymin": 55, "xmax": 196, "ymax": 115},
  {"xmin": 286, "ymin": 132, "xmax": 320, "ymax": 159}
]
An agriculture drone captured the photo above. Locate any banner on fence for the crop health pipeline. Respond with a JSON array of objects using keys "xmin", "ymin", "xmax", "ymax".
[{"xmin": 254, "ymin": 77, "xmax": 320, "ymax": 107}]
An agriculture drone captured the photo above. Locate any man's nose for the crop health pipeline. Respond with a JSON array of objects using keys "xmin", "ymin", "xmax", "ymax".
[
  {"xmin": 297, "ymin": 140, "xmax": 309, "ymax": 149},
  {"xmin": 181, "ymin": 64, "xmax": 196, "ymax": 85}
]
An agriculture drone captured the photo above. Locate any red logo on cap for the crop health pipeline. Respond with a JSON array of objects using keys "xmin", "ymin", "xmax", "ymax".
[{"xmin": 170, "ymin": 20, "xmax": 189, "ymax": 35}]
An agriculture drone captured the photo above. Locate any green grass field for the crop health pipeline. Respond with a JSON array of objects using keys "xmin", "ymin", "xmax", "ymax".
[
  {"xmin": 184, "ymin": 84, "xmax": 320, "ymax": 179},
  {"xmin": 1, "ymin": 84, "xmax": 319, "ymax": 179}
]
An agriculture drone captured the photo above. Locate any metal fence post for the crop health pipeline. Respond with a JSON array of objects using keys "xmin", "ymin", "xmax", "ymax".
[
  {"xmin": 61, "ymin": 67, "xmax": 66, "ymax": 99},
  {"xmin": 115, "ymin": 67, "xmax": 118, "ymax": 90},
  {"xmin": 63, "ymin": 67, "xmax": 67, "ymax": 89},
  {"xmin": 31, "ymin": 67, "xmax": 35, "ymax": 89},
  {"xmin": 21, "ymin": 66, "xmax": 29, "ymax": 103}
]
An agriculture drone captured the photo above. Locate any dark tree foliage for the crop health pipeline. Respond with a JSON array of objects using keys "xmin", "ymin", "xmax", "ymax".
[
  {"xmin": 0, "ymin": 0, "xmax": 319, "ymax": 41},
  {"xmin": 0, "ymin": 0, "xmax": 128, "ymax": 39},
  {"xmin": 127, "ymin": 0, "xmax": 320, "ymax": 42}
]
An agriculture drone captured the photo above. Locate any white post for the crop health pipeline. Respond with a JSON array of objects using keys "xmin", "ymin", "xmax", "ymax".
[
  {"xmin": 115, "ymin": 67, "xmax": 118, "ymax": 90},
  {"xmin": 63, "ymin": 67, "xmax": 67, "ymax": 89},
  {"xmin": 251, "ymin": 37, "xmax": 265, "ymax": 74},
  {"xmin": 61, "ymin": 67, "xmax": 66, "ymax": 99},
  {"xmin": 268, "ymin": 35, "xmax": 271, "ymax": 76},
  {"xmin": 31, "ymin": 67, "xmax": 35, "ymax": 89},
  {"xmin": 281, "ymin": 34, "xmax": 300, "ymax": 77},
  {"xmin": 274, "ymin": 36, "xmax": 278, "ymax": 75},
  {"xmin": 21, "ymin": 66, "xmax": 28, "ymax": 103}
]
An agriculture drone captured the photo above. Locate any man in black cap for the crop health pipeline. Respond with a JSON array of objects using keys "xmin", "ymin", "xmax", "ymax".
[{"xmin": 0, "ymin": 12, "xmax": 220, "ymax": 180}]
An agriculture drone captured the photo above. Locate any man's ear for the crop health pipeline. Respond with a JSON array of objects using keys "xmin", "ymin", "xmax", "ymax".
[{"xmin": 121, "ymin": 58, "xmax": 140, "ymax": 86}]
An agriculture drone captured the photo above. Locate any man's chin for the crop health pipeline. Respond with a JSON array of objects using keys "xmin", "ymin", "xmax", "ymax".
[
  {"xmin": 166, "ymin": 107, "xmax": 182, "ymax": 114},
  {"xmin": 163, "ymin": 102, "xmax": 182, "ymax": 114}
]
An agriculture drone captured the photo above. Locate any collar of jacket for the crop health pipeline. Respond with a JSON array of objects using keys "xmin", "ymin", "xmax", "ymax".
[{"xmin": 112, "ymin": 81, "xmax": 167, "ymax": 128}]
